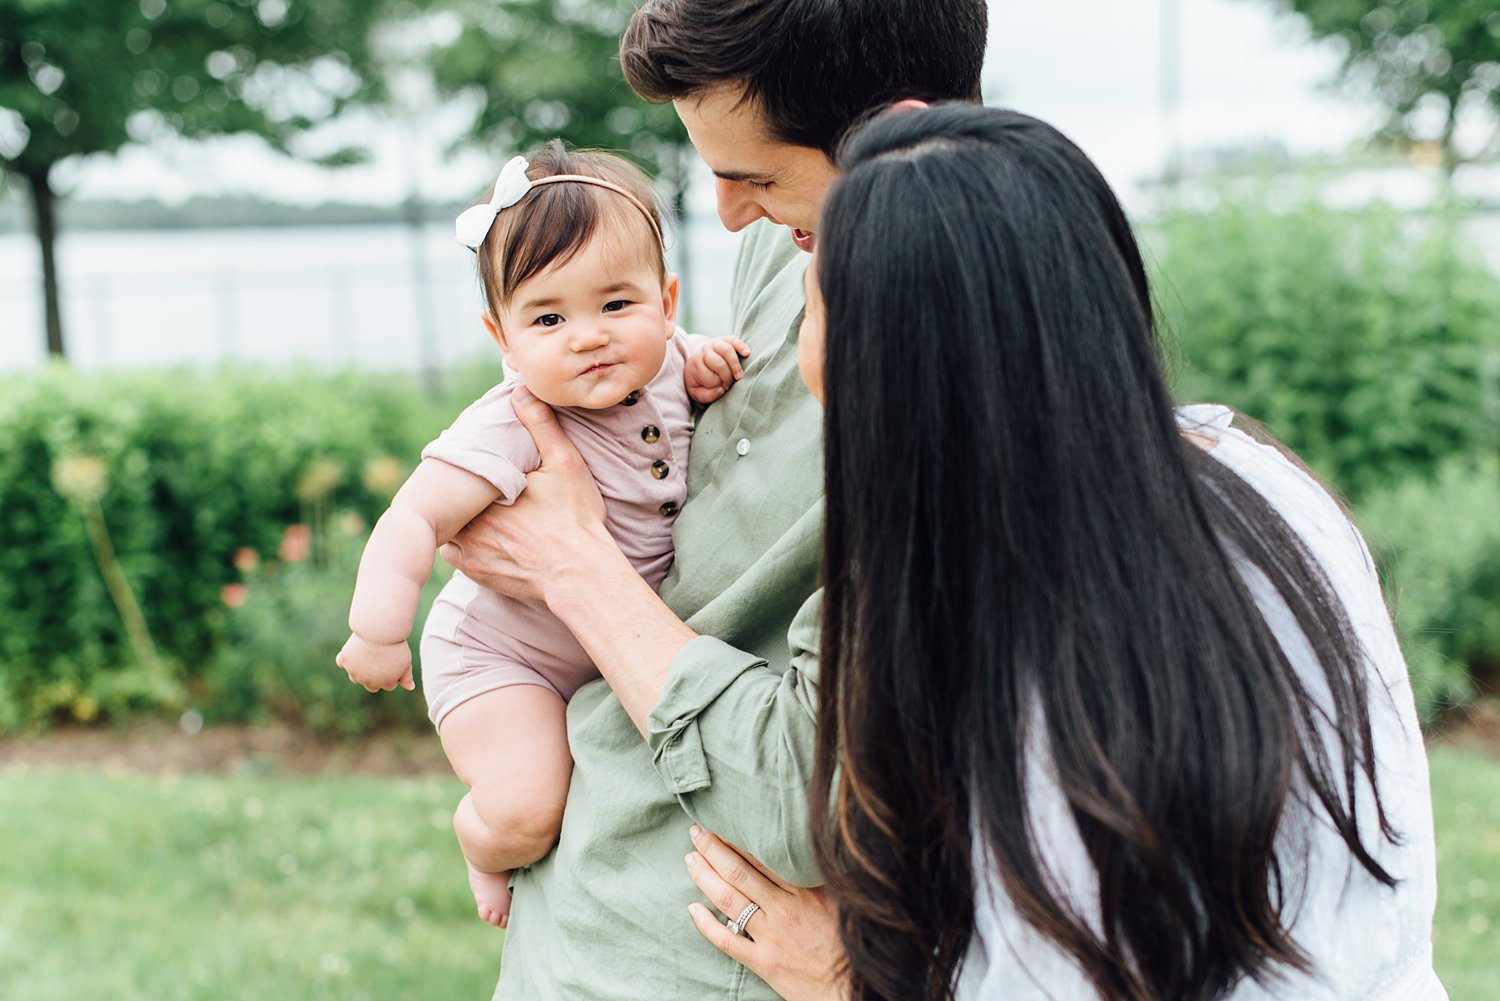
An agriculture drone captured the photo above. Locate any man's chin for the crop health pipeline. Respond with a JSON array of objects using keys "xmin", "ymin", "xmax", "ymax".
[{"xmin": 791, "ymin": 228, "xmax": 816, "ymax": 253}]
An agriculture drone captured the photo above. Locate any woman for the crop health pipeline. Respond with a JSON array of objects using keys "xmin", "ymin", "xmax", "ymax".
[{"xmin": 682, "ymin": 104, "xmax": 1444, "ymax": 1000}]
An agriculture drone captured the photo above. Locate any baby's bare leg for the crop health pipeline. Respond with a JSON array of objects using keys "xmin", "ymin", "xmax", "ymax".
[{"xmin": 438, "ymin": 684, "xmax": 572, "ymax": 928}]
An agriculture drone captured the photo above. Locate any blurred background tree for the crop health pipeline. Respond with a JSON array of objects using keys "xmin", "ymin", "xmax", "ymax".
[
  {"xmin": 0, "ymin": 0, "xmax": 411, "ymax": 360},
  {"xmin": 426, "ymin": 0, "xmax": 694, "ymax": 281},
  {"xmin": 1258, "ymin": 0, "xmax": 1500, "ymax": 173}
]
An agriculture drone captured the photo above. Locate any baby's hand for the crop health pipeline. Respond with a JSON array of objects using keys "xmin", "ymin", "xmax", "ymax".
[
  {"xmin": 686, "ymin": 336, "xmax": 751, "ymax": 404},
  {"xmin": 336, "ymin": 633, "xmax": 415, "ymax": 693}
]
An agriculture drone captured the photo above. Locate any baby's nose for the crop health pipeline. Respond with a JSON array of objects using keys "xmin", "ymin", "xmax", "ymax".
[{"xmin": 570, "ymin": 322, "xmax": 609, "ymax": 349}]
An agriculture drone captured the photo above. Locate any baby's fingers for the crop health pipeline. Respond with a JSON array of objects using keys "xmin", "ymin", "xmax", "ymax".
[
  {"xmin": 701, "ymin": 349, "xmax": 734, "ymax": 385},
  {"xmin": 713, "ymin": 340, "xmax": 746, "ymax": 380}
]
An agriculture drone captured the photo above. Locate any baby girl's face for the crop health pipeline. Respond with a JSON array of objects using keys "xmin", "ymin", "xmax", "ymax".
[{"xmin": 488, "ymin": 226, "xmax": 678, "ymax": 409}]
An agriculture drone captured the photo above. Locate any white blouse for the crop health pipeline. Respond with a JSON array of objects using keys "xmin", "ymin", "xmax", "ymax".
[{"xmin": 956, "ymin": 405, "xmax": 1446, "ymax": 1001}]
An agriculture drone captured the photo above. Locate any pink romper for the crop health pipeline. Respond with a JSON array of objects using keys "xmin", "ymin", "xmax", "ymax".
[{"xmin": 417, "ymin": 331, "xmax": 694, "ymax": 727}]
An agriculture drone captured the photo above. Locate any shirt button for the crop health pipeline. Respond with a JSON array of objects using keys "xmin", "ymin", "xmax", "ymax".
[
  {"xmin": 622, "ymin": 390, "xmax": 642, "ymax": 406},
  {"xmin": 735, "ymin": 438, "xmax": 750, "ymax": 456},
  {"xmin": 658, "ymin": 501, "xmax": 679, "ymax": 517},
  {"xmin": 651, "ymin": 460, "xmax": 669, "ymax": 479},
  {"xmin": 641, "ymin": 424, "xmax": 660, "ymax": 444}
]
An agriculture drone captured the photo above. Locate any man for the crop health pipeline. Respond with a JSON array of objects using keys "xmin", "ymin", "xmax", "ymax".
[{"xmin": 443, "ymin": 2, "xmax": 987, "ymax": 996}]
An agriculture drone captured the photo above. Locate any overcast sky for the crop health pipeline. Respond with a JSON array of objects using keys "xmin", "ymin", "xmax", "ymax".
[{"xmin": 52, "ymin": 0, "xmax": 1385, "ymax": 212}]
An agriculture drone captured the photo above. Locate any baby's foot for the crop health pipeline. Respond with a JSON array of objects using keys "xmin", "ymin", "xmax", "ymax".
[{"xmin": 467, "ymin": 859, "xmax": 513, "ymax": 928}]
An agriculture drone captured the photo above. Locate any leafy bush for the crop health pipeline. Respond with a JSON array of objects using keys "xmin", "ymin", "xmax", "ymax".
[
  {"xmin": 1357, "ymin": 455, "xmax": 1500, "ymax": 721},
  {"xmin": 201, "ymin": 518, "xmax": 449, "ymax": 737},
  {"xmin": 1153, "ymin": 196, "xmax": 1500, "ymax": 500},
  {"xmin": 1150, "ymin": 194, "xmax": 1500, "ymax": 719},
  {"xmin": 0, "ymin": 362, "xmax": 501, "ymax": 731}
]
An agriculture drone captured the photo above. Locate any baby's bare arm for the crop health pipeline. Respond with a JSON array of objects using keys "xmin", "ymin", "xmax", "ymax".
[{"xmin": 341, "ymin": 460, "xmax": 500, "ymax": 689}]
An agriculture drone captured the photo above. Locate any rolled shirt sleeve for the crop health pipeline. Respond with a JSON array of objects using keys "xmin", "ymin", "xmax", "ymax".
[{"xmin": 647, "ymin": 590, "xmax": 823, "ymax": 885}]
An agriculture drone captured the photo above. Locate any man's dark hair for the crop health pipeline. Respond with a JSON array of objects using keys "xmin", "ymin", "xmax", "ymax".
[{"xmin": 620, "ymin": 0, "xmax": 987, "ymax": 158}]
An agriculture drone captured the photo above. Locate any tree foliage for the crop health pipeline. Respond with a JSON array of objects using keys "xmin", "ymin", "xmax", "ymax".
[
  {"xmin": 428, "ymin": 0, "xmax": 687, "ymax": 184},
  {"xmin": 1259, "ymin": 0, "xmax": 1500, "ymax": 168},
  {"xmin": 0, "ymin": 0, "xmax": 406, "ymax": 356}
]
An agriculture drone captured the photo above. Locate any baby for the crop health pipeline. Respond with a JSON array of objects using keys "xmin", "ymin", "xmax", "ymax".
[{"xmin": 336, "ymin": 141, "xmax": 750, "ymax": 927}]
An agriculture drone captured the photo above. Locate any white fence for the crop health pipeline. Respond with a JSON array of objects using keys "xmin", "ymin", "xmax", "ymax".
[{"xmin": 0, "ymin": 218, "xmax": 739, "ymax": 375}]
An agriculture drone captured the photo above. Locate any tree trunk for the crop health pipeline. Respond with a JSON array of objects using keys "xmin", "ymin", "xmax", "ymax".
[
  {"xmin": 23, "ymin": 165, "xmax": 67, "ymax": 359},
  {"xmin": 1440, "ymin": 110, "xmax": 1459, "ymax": 180},
  {"xmin": 670, "ymin": 144, "xmax": 694, "ymax": 330},
  {"xmin": 1431, "ymin": 93, "xmax": 1463, "ymax": 181}
]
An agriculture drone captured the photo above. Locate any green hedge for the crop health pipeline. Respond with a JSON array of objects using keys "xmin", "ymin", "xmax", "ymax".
[
  {"xmin": 1358, "ymin": 456, "xmax": 1500, "ymax": 719},
  {"xmin": 202, "ymin": 520, "xmax": 449, "ymax": 737},
  {"xmin": 1153, "ymin": 196, "xmax": 1500, "ymax": 500},
  {"xmin": 4, "ymin": 197, "xmax": 1498, "ymax": 732},
  {"xmin": 0, "ymin": 362, "xmax": 500, "ymax": 730},
  {"xmin": 1154, "ymin": 194, "xmax": 1500, "ymax": 718}
]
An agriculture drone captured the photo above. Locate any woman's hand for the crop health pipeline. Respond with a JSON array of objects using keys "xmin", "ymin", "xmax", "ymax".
[
  {"xmin": 684, "ymin": 825, "xmax": 849, "ymax": 1001},
  {"xmin": 439, "ymin": 387, "xmax": 614, "ymax": 605}
]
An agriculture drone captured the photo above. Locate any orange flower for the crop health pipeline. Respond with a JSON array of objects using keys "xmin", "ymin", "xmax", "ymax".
[
  {"xmin": 278, "ymin": 523, "xmax": 312, "ymax": 563},
  {"xmin": 221, "ymin": 583, "xmax": 248, "ymax": 608},
  {"xmin": 232, "ymin": 547, "xmax": 260, "ymax": 573}
]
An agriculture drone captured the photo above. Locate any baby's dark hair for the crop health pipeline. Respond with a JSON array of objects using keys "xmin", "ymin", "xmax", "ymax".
[{"xmin": 474, "ymin": 140, "xmax": 666, "ymax": 316}]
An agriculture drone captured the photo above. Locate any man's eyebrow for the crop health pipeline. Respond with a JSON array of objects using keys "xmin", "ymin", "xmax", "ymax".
[{"xmin": 712, "ymin": 168, "xmax": 777, "ymax": 184}]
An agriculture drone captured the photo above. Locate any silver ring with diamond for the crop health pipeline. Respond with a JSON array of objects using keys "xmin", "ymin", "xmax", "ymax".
[{"xmin": 728, "ymin": 901, "xmax": 760, "ymax": 937}]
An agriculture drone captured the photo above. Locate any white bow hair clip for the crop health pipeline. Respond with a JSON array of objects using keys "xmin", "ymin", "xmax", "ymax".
[
  {"xmin": 455, "ymin": 155, "xmax": 533, "ymax": 250},
  {"xmin": 455, "ymin": 153, "xmax": 665, "ymax": 252}
]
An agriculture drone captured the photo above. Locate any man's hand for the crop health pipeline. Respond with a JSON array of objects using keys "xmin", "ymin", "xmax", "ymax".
[
  {"xmin": 440, "ymin": 387, "xmax": 613, "ymax": 605},
  {"xmin": 686, "ymin": 336, "xmax": 751, "ymax": 404},
  {"xmin": 336, "ymin": 633, "xmax": 415, "ymax": 692}
]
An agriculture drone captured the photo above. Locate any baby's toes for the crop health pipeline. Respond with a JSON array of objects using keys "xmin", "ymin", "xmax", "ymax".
[{"xmin": 466, "ymin": 861, "xmax": 513, "ymax": 929}]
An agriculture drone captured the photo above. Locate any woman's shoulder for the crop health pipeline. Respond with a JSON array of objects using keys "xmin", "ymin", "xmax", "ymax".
[
  {"xmin": 1176, "ymin": 404, "xmax": 1365, "ymax": 574},
  {"xmin": 1175, "ymin": 404, "xmax": 1411, "ymax": 698}
]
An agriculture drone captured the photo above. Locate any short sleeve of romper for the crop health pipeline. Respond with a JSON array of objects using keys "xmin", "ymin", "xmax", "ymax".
[{"xmin": 419, "ymin": 378, "xmax": 541, "ymax": 503}]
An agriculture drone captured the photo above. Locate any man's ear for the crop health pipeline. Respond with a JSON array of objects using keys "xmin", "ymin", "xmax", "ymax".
[
  {"xmin": 660, "ymin": 272, "xmax": 681, "ymax": 334},
  {"xmin": 890, "ymin": 98, "xmax": 930, "ymax": 114},
  {"xmin": 481, "ymin": 311, "xmax": 513, "ymax": 364}
]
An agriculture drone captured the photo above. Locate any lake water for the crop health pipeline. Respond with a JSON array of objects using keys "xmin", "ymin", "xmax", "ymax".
[
  {"xmin": 2, "ymin": 208, "xmax": 1497, "ymax": 376},
  {"xmin": 0, "ymin": 216, "xmax": 743, "ymax": 375}
]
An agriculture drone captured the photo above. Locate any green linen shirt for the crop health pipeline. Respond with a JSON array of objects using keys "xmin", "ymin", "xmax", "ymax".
[{"xmin": 491, "ymin": 219, "xmax": 826, "ymax": 1000}]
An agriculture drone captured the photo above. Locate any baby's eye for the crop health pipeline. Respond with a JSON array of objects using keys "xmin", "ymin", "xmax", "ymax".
[
  {"xmin": 535, "ymin": 313, "xmax": 564, "ymax": 327},
  {"xmin": 602, "ymin": 300, "xmax": 629, "ymax": 313}
]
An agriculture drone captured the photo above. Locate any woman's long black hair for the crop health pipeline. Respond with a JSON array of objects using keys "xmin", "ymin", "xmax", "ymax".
[{"xmin": 810, "ymin": 104, "xmax": 1399, "ymax": 1001}]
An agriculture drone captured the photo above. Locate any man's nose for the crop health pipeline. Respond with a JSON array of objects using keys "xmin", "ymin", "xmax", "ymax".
[{"xmin": 715, "ymin": 179, "xmax": 767, "ymax": 232}]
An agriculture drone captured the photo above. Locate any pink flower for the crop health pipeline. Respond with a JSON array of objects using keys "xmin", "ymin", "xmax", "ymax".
[
  {"xmin": 279, "ymin": 524, "xmax": 312, "ymax": 563},
  {"xmin": 221, "ymin": 583, "xmax": 248, "ymax": 608},
  {"xmin": 232, "ymin": 547, "xmax": 260, "ymax": 573}
]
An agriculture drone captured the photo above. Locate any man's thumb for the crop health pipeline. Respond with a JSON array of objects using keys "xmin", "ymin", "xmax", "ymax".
[{"xmin": 512, "ymin": 386, "xmax": 571, "ymax": 459}]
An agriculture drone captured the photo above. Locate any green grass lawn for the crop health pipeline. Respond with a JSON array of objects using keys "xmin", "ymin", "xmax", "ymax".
[
  {"xmin": 1430, "ymin": 746, "xmax": 1500, "ymax": 1001},
  {"xmin": 0, "ymin": 768, "xmax": 498, "ymax": 1000},
  {"xmin": 0, "ymin": 746, "xmax": 1496, "ymax": 999}
]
